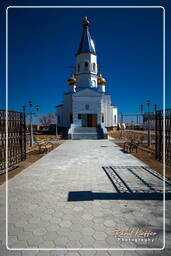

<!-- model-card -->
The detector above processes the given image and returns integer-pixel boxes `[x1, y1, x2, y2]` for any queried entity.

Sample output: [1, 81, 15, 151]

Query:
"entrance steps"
[71, 127, 107, 140]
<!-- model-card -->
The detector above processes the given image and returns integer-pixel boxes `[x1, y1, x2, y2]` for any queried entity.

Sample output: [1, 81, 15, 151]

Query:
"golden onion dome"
[97, 74, 106, 85]
[68, 75, 76, 86]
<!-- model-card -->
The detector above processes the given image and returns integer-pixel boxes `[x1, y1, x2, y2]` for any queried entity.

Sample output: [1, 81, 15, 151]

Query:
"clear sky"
[0, 0, 171, 122]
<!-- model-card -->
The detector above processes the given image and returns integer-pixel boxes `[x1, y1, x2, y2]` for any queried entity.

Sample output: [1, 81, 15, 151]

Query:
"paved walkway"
[0, 140, 171, 256]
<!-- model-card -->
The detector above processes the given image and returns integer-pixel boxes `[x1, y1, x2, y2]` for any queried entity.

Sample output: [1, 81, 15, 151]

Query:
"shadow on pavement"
[67, 166, 171, 201]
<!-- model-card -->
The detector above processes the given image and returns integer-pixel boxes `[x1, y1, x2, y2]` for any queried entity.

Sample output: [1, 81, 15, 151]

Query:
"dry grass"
[109, 129, 155, 142]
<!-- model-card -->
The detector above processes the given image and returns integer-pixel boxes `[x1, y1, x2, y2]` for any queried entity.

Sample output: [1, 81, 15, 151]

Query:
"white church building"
[57, 17, 118, 139]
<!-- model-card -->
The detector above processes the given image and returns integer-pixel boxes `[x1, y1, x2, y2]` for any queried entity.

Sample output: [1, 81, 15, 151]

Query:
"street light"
[55, 106, 58, 138]
[35, 105, 40, 112]
[146, 100, 151, 147]
[139, 105, 144, 126]
[139, 104, 144, 115]
[22, 105, 26, 113]
[28, 101, 40, 147]
[153, 104, 157, 113]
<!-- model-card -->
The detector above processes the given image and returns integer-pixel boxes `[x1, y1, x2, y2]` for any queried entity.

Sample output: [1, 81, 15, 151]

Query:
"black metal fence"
[0, 110, 26, 174]
[155, 109, 171, 166]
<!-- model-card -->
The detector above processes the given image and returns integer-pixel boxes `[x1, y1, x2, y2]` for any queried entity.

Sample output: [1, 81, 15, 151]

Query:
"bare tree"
[39, 113, 56, 126]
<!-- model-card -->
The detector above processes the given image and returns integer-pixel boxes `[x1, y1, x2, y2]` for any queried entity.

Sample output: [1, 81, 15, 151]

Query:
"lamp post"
[22, 105, 26, 114]
[55, 106, 58, 138]
[28, 101, 40, 147]
[139, 104, 144, 115]
[154, 104, 157, 113]
[146, 100, 151, 147]
[139, 104, 144, 126]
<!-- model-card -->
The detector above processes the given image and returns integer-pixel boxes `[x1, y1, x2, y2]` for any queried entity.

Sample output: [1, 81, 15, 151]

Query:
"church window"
[85, 104, 89, 110]
[78, 114, 81, 119]
[78, 64, 80, 72]
[114, 115, 116, 124]
[102, 112, 104, 123]
[84, 62, 89, 71]
[92, 63, 96, 72]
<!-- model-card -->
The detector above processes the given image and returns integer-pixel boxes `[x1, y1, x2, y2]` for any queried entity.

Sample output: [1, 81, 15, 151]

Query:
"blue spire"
[76, 17, 96, 55]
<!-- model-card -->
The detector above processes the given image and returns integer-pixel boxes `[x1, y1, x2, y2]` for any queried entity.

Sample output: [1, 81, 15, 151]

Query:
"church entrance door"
[81, 114, 97, 127]
[87, 114, 97, 127]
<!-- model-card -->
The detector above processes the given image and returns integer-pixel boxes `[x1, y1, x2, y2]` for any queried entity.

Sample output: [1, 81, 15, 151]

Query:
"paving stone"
[68, 231, 82, 241]
[66, 240, 82, 248]
[33, 228, 47, 236]
[92, 224, 106, 231]
[108, 251, 124, 256]
[104, 220, 115, 227]
[21, 251, 38, 256]
[79, 251, 96, 256]
[64, 252, 80, 256]
[81, 227, 95, 236]
[69, 224, 83, 232]
[0, 140, 169, 250]
[95, 252, 110, 256]
[38, 240, 55, 248]
[17, 231, 33, 240]
[8, 240, 28, 248]
[79, 236, 96, 247]
[42, 231, 59, 241]
[60, 221, 72, 228]
[93, 232, 107, 240]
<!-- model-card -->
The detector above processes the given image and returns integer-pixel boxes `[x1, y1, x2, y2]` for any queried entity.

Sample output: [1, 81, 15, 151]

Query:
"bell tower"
[75, 17, 98, 89]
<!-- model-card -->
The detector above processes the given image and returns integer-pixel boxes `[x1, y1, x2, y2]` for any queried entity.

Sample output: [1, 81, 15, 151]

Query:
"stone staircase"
[70, 126, 107, 140]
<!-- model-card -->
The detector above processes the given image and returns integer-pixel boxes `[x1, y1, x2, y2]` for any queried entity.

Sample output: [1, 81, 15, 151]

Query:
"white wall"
[62, 93, 72, 127]
[76, 53, 98, 88]
[72, 94, 101, 125]
[113, 107, 118, 126]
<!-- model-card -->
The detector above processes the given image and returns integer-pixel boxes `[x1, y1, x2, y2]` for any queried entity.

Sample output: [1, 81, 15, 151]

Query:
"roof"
[76, 17, 96, 55]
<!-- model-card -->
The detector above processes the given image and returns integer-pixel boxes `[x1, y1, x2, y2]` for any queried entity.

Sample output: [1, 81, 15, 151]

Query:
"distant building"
[143, 113, 155, 130]
[57, 17, 118, 139]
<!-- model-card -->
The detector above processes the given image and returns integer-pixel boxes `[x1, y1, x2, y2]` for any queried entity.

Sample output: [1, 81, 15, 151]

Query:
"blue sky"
[0, 0, 170, 121]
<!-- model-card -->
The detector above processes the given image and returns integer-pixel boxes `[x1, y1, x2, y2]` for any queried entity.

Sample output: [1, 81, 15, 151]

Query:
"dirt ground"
[109, 129, 155, 142]
[108, 130, 171, 180]
[117, 143, 171, 179]
[0, 142, 61, 185]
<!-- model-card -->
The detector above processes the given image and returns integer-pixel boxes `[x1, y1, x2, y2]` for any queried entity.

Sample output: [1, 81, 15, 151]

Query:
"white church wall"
[113, 107, 117, 126]
[102, 94, 112, 127]
[73, 95, 101, 125]
[63, 93, 72, 127]
[76, 53, 98, 88]
[57, 105, 64, 127]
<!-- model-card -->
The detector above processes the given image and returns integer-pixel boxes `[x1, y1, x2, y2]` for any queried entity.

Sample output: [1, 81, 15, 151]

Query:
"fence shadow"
[67, 166, 171, 202]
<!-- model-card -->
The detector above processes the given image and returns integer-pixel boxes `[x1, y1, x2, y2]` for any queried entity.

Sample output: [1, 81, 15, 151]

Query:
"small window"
[102, 112, 104, 123]
[78, 114, 81, 119]
[85, 62, 89, 71]
[114, 115, 116, 124]
[85, 104, 89, 110]
[92, 63, 96, 72]
[78, 64, 80, 72]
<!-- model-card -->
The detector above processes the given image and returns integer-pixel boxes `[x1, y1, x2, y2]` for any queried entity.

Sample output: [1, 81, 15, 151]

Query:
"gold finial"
[97, 74, 106, 85]
[68, 75, 76, 86]
[83, 16, 90, 26]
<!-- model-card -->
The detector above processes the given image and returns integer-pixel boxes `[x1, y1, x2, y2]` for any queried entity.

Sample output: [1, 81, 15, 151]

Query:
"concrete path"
[0, 140, 171, 256]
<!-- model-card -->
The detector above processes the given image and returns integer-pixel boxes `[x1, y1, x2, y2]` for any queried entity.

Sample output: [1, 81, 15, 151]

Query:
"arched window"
[92, 63, 96, 72]
[84, 62, 89, 71]
[77, 64, 80, 72]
